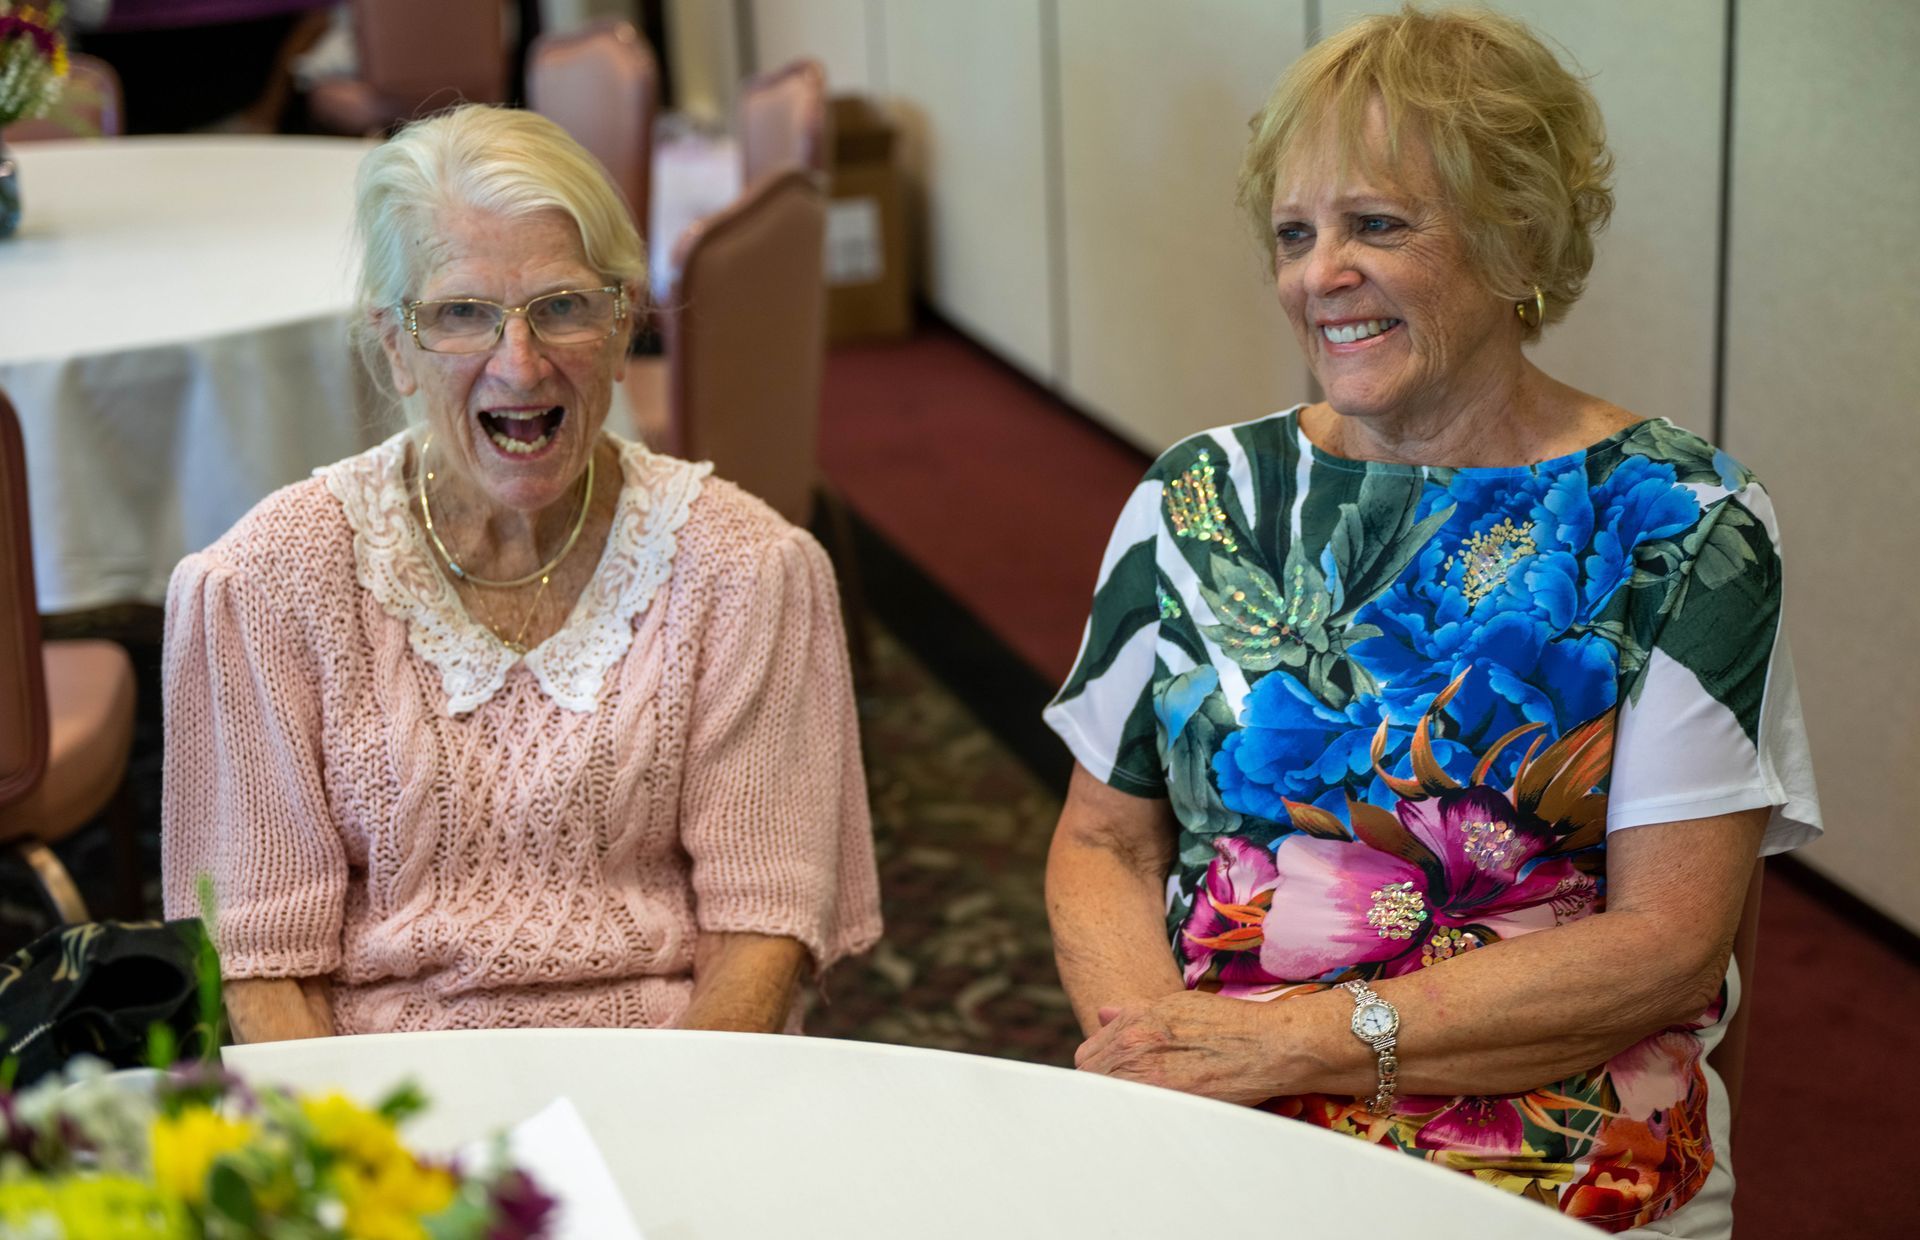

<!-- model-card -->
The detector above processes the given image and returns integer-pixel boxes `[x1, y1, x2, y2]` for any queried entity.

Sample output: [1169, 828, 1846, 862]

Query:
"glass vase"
[0, 140, 19, 240]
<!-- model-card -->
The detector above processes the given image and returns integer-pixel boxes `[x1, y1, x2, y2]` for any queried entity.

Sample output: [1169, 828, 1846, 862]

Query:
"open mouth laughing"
[479, 406, 566, 455]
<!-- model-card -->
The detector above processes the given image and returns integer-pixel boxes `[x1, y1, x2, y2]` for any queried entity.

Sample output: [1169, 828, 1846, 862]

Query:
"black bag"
[0, 918, 217, 1088]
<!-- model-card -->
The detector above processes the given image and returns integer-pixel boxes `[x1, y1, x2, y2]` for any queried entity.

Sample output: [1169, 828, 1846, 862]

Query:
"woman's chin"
[461, 423, 591, 511]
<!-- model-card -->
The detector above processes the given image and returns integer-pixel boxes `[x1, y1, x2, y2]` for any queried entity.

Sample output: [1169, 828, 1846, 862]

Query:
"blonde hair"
[1237, 5, 1613, 336]
[350, 104, 645, 402]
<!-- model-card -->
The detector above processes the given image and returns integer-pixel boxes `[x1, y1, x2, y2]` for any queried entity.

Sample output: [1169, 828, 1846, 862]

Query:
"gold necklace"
[463, 571, 553, 655]
[416, 434, 595, 589]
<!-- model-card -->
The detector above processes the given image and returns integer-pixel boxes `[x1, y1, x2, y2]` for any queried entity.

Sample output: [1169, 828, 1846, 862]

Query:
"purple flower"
[1255, 786, 1596, 982]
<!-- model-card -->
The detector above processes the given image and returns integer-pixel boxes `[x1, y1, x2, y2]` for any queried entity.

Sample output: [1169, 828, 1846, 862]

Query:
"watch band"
[1340, 980, 1400, 1115]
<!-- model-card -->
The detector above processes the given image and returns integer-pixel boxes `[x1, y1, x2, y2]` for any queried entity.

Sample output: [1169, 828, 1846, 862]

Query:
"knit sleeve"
[160, 552, 347, 979]
[679, 529, 882, 970]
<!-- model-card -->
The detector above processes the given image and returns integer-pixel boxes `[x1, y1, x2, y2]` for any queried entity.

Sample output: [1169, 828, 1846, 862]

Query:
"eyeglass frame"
[398, 285, 631, 354]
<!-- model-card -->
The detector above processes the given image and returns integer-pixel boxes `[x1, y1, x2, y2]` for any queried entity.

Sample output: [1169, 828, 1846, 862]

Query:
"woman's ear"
[376, 308, 420, 397]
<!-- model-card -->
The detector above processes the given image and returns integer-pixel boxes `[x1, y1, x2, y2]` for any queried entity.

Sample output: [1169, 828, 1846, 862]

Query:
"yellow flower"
[148, 1107, 256, 1207]
[300, 1093, 454, 1238]
[0, 1173, 194, 1237]
[301, 1092, 407, 1166]
[335, 1154, 458, 1240]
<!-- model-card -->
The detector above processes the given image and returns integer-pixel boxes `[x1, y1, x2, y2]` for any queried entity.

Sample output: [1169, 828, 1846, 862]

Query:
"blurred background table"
[0, 135, 381, 612]
[227, 1029, 1592, 1240]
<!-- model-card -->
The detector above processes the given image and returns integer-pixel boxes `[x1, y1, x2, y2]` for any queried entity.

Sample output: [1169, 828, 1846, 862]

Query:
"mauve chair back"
[665, 170, 826, 527]
[354, 0, 508, 111]
[527, 18, 658, 247]
[0, 388, 48, 814]
[3, 54, 123, 142]
[737, 58, 829, 190]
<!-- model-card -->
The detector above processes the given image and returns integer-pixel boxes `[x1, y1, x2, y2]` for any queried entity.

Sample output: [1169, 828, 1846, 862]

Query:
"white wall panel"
[1055, 0, 1304, 452]
[881, 0, 1057, 380]
[746, 0, 878, 91]
[1321, 1, 1724, 430]
[1724, 0, 1920, 931]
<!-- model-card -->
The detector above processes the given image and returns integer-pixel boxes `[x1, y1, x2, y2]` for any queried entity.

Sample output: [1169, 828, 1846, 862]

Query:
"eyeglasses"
[400, 286, 628, 354]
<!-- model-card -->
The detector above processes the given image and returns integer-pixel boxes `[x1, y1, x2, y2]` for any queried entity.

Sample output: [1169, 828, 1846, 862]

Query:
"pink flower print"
[1411, 1096, 1530, 1156]
[1606, 1029, 1703, 1121]
[1257, 787, 1598, 982]
[1180, 838, 1279, 987]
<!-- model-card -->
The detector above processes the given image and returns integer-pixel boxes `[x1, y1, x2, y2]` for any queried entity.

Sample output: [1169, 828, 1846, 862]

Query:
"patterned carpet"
[803, 625, 1077, 1062]
[1, 616, 1083, 1067]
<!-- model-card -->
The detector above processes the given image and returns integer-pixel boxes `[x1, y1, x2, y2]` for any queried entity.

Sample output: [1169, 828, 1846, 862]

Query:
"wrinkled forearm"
[1257, 905, 1736, 1101]
[678, 931, 809, 1032]
[1267, 815, 1766, 1100]
[1047, 793, 1184, 1035]
[225, 976, 334, 1043]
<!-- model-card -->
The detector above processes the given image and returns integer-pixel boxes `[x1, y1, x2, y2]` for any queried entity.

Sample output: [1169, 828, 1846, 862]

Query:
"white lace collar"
[320, 431, 711, 716]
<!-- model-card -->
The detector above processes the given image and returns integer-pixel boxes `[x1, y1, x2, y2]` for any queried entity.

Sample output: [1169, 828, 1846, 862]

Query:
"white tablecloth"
[226, 1030, 1593, 1239]
[0, 136, 383, 611]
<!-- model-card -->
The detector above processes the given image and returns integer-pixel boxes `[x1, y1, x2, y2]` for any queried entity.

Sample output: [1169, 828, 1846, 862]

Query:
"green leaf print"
[1056, 538, 1158, 704]
[1659, 500, 1781, 743]
[1326, 473, 1456, 624]
[1687, 502, 1761, 591]
[1197, 548, 1332, 672]
[1160, 676, 1244, 839]
[1618, 419, 1754, 490]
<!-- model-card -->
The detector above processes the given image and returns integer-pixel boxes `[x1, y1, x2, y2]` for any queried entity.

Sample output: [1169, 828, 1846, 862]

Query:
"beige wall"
[878, 1, 1057, 380]
[1055, 0, 1302, 446]
[748, 0, 877, 92]
[1722, 0, 1920, 931]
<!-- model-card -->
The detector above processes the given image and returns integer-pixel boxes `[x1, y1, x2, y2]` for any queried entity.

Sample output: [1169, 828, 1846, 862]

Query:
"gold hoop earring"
[1517, 285, 1545, 328]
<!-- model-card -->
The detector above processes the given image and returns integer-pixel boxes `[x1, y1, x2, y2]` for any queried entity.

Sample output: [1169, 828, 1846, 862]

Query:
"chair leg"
[13, 840, 90, 925]
[816, 485, 874, 688]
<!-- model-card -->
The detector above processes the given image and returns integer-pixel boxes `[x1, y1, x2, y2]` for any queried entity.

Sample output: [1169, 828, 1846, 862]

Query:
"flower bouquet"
[0, 3, 65, 127]
[1, 2, 70, 237]
[0, 1058, 557, 1239]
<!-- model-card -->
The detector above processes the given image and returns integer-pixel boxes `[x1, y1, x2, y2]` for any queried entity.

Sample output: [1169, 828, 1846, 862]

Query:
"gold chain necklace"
[462, 571, 553, 655]
[416, 434, 595, 589]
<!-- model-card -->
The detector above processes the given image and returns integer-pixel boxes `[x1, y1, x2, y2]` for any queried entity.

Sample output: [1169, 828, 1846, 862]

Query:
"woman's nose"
[1303, 236, 1363, 297]
[487, 314, 549, 385]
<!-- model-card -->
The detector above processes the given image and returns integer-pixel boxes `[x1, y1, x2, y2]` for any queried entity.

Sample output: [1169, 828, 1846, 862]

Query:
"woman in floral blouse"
[1044, 10, 1818, 1237]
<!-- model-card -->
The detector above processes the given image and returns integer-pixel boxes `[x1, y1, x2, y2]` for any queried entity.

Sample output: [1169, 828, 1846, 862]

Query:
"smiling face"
[380, 206, 630, 514]
[1271, 101, 1522, 432]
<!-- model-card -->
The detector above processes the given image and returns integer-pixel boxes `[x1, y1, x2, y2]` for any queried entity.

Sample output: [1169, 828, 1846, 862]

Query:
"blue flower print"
[1214, 669, 1472, 825]
[1347, 452, 1700, 776]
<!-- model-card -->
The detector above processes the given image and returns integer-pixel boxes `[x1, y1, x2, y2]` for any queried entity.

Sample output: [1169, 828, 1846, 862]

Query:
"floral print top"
[1044, 409, 1821, 1233]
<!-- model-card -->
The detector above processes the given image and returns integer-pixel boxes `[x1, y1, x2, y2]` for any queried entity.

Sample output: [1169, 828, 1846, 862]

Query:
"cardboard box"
[825, 96, 912, 343]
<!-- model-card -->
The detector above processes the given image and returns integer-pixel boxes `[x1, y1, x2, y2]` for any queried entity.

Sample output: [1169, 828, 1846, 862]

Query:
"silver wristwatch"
[1340, 980, 1400, 1115]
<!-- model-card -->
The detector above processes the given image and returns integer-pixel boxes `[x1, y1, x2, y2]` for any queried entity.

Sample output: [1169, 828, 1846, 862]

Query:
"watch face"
[1353, 1001, 1397, 1039]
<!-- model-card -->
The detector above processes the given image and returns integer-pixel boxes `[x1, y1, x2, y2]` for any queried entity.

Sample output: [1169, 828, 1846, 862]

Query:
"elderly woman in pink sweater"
[161, 105, 881, 1041]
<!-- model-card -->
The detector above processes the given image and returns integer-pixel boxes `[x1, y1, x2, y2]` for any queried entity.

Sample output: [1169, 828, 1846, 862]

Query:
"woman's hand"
[1074, 990, 1314, 1106]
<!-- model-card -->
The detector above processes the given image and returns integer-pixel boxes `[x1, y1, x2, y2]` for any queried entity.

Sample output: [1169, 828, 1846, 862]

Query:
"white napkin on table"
[468, 1096, 645, 1240]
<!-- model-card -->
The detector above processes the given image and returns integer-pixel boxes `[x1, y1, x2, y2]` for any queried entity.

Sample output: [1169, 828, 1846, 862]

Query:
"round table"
[226, 1030, 1593, 1239]
[0, 135, 382, 611]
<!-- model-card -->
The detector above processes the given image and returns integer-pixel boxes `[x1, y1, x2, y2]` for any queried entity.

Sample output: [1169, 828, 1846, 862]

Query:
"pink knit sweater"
[161, 433, 882, 1034]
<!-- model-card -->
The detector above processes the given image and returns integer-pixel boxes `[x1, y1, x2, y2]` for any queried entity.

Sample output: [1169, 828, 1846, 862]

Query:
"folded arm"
[1057, 760, 1766, 1104]
[1047, 765, 1186, 1033]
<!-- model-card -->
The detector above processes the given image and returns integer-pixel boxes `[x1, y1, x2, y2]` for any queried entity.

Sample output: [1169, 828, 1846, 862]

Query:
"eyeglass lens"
[413, 289, 620, 352]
